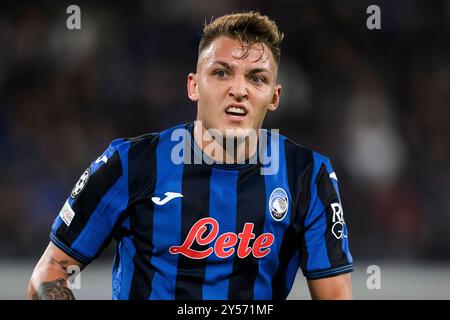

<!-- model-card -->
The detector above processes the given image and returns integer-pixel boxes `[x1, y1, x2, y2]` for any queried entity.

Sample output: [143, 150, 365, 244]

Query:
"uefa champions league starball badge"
[269, 188, 289, 221]
[70, 168, 91, 199]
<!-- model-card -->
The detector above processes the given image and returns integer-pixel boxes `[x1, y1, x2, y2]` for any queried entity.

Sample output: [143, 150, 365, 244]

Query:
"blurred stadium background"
[1, 0, 449, 299]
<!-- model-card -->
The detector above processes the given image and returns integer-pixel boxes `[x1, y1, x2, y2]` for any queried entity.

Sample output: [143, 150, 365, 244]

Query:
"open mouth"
[225, 106, 248, 117]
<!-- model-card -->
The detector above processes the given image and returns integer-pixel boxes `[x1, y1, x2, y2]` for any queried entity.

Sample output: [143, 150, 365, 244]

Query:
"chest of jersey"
[132, 161, 293, 263]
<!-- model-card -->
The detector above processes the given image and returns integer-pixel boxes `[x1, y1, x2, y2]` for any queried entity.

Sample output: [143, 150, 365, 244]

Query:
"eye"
[214, 70, 229, 79]
[250, 75, 265, 84]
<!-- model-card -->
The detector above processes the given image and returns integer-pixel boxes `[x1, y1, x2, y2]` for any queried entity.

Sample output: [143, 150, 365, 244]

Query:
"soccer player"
[28, 11, 353, 300]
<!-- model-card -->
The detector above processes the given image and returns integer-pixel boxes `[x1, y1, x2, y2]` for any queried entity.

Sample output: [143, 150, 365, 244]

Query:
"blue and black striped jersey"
[50, 122, 353, 300]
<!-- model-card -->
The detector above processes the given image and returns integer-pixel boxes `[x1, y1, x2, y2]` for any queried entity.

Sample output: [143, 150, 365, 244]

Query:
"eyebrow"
[212, 61, 271, 75]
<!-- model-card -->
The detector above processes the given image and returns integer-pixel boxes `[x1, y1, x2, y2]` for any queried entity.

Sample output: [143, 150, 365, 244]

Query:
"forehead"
[199, 36, 276, 72]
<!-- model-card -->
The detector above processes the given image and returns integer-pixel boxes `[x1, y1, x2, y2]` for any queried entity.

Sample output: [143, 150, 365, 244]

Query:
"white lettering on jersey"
[331, 202, 347, 239]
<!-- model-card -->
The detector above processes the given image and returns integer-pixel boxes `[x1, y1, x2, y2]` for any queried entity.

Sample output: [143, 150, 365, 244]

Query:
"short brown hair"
[199, 11, 284, 65]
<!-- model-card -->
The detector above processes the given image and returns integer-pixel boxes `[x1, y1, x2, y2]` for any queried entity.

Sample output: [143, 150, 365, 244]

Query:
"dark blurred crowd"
[0, 0, 449, 262]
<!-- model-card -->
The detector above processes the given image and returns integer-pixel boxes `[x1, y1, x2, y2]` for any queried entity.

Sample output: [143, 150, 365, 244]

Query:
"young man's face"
[188, 36, 282, 137]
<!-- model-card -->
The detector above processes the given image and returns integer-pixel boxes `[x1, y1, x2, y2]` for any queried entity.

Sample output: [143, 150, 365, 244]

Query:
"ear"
[268, 84, 282, 112]
[187, 73, 199, 102]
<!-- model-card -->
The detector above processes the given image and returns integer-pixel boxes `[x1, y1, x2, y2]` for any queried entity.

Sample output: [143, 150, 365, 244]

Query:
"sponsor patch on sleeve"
[59, 200, 76, 227]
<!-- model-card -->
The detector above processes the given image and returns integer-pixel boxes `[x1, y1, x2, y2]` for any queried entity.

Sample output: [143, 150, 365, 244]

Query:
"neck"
[193, 121, 258, 164]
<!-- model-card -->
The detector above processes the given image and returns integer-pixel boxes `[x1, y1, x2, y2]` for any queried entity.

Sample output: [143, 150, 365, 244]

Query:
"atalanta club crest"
[269, 188, 288, 221]
[70, 168, 90, 199]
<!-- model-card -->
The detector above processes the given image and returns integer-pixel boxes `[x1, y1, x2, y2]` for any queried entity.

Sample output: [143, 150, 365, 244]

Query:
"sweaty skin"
[188, 36, 282, 164]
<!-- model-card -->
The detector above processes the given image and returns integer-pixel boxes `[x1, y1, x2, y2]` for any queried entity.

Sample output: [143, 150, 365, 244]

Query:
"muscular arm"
[307, 273, 352, 300]
[28, 242, 84, 300]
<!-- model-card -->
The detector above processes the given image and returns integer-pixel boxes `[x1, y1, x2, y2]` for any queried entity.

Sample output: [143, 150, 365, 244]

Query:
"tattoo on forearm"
[32, 278, 75, 300]
[48, 257, 70, 271]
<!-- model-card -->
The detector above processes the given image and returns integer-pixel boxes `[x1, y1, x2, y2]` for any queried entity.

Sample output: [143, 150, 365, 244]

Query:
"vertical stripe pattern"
[303, 153, 331, 272]
[149, 126, 185, 299]
[315, 162, 352, 268]
[227, 165, 266, 300]
[113, 216, 136, 299]
[254, 132, 290, 299]
[174, 161, 212, 299]
[272, 141, 314, 299]
[203, 168, 238, 299]
[126, 134, 159, 299]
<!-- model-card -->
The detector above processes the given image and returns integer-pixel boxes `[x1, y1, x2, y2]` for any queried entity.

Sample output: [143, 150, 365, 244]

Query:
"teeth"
[227, 107, 246, 115]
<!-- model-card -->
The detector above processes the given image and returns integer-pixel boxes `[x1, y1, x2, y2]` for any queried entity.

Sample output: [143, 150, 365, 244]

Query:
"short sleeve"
[299, 153, 353, 280]
[50, 139, 131, 264]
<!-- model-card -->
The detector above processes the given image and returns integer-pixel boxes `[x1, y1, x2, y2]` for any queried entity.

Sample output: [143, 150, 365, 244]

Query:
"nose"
[229, 76, 248, 102]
